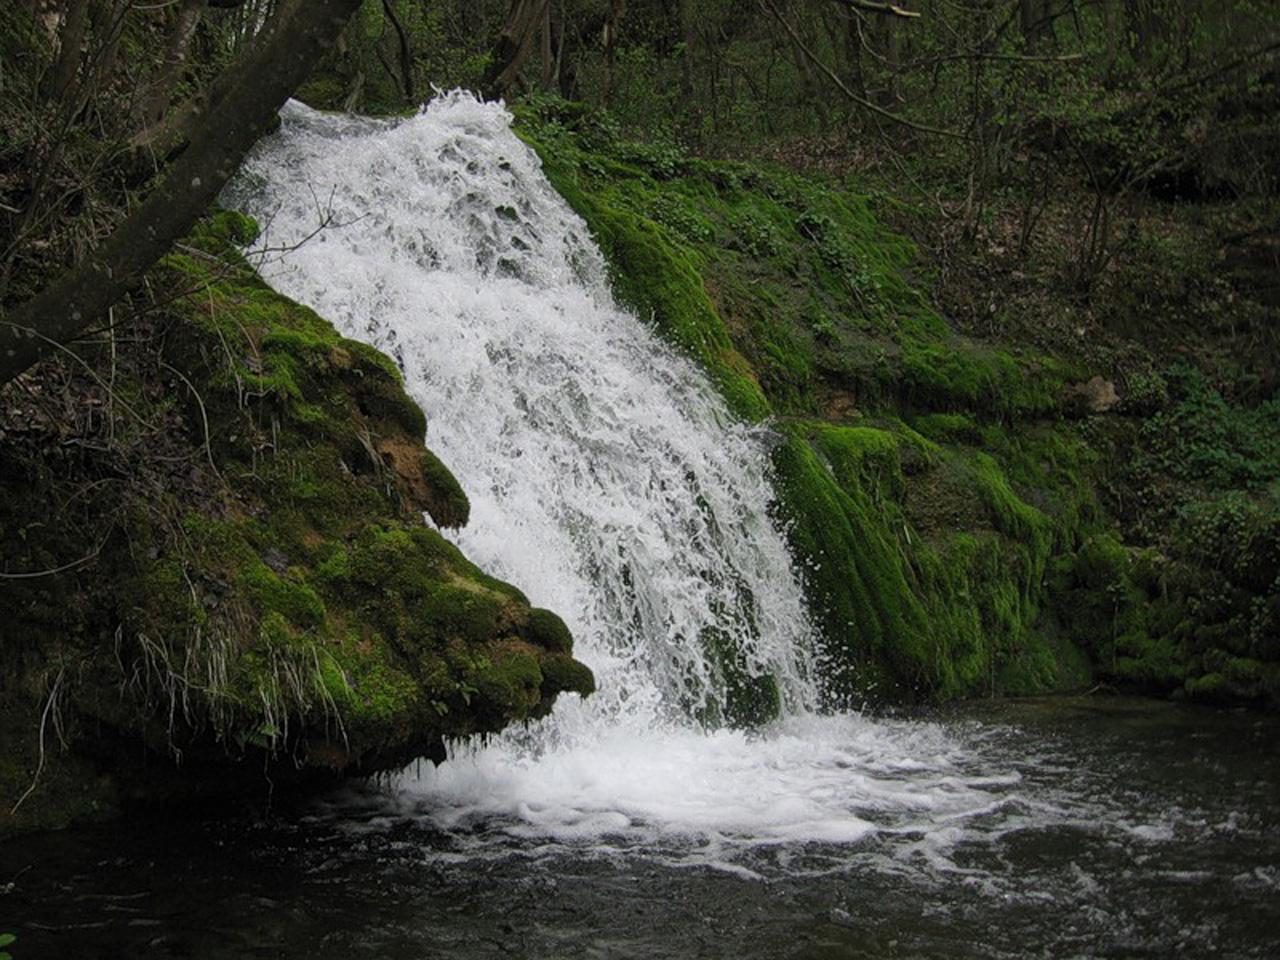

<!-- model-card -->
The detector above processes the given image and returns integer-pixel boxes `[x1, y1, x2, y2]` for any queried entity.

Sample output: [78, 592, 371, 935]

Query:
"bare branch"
[759, 0, 968, 141]
[830, 0, 920, 19]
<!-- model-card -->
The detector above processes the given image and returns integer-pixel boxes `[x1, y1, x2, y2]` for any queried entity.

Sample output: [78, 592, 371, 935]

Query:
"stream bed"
[4, 696, 1278, 959]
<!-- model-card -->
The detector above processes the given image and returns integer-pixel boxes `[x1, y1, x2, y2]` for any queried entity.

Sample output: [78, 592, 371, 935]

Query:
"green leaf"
[0, 933, 16, 947]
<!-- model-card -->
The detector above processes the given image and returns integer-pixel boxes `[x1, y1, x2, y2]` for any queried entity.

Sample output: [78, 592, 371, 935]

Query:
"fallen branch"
[0, 540, 105, 580]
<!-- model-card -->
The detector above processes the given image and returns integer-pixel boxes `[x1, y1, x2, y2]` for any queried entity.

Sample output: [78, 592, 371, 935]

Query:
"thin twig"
[161, 360, 224, 484]
[0, 319, 152, 427]
[0, 535, 107, 579]
[10, 667, 66, 815]
[760, 0, 968, 141]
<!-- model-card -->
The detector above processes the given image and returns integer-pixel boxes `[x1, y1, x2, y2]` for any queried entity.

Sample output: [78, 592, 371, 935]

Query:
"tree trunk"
[1103, 0, 1118, 77]
[1124, 0, 1160, 61]
[45, 0, 92, 103]
[134, 0, 208, 128]
[677, 0, 701, 139]
[843, 9, 866, 104]
[381, 0, 416, 103]
[872, 11, 901, 109]
[539, 0, 553, 89]
[788, 5, 831, 127]
[482, 0, 550, 100]
[1020, 0, 1057, 50]
[0, 0, 366, 388]
[601, 0, 626, 106]
[89, 0, 130, 86]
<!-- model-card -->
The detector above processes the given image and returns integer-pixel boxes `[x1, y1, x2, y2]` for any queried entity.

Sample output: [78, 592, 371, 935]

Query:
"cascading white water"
[227, 94, 1032, 866]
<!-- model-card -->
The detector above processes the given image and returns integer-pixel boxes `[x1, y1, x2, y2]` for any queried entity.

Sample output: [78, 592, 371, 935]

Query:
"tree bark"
[45, 0, 92, 103]
[1124, 0, 1158, 61]
[873, 10, 902, 109]
[134, 0, 209, 128]
[601, 0, 626, 106]
[539, 0, 554, 89]
[1019, 0, 1057, 50]
[1103, 0, 1118, 77]
[381, 0, 416, 103]
[0, 0, 365, 388]
[482, 0, 550, 100]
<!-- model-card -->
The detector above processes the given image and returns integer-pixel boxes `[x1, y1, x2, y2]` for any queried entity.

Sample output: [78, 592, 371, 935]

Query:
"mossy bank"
[512, 98, 1279, 710]
[0, 213, 593, 837]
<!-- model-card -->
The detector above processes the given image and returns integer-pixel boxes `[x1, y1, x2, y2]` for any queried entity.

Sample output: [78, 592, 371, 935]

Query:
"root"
[10, 666, 66, 815]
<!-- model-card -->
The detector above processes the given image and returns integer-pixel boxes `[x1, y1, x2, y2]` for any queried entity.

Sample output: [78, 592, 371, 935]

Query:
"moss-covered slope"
[0, 213, 592, 836]
[515, 100, 1280, 710]
[513, 100, 1201, 706]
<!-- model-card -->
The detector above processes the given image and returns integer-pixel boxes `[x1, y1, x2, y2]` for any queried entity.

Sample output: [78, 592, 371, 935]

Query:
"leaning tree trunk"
[0, 0, 365, 388]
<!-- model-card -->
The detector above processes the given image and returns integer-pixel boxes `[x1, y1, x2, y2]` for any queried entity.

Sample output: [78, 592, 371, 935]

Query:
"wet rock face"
[0, 213, 592, 837]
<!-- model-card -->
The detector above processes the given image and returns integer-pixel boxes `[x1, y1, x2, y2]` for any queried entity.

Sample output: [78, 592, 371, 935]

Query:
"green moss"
[1072, 534, 1130, 590]
[1184, 671, 1229, 701]
[122, 553, 207, 637]
[469, 649, 544, 720]
[537, 159, 770, 421]
[771, 427, 931, 702]
[201, 208, 261, 246]
[770, 415, 1085, 704]
[520, 107, 1072, 424]
[970, 452, 1054, 553]
[808, 424, 912, 501]
[420, 583, 510, 644]
[420, 448, 470, 528]
[1113, 630, 1185, 691]
[540, 653, 597, 697]
[240, 558, 326, 629]
[1049, 534, 1186, 695]
[911, 412, 982, 445]
[524, 607, 574, 653]
[697, 624, 785, 727]
[329, 638, 422, 726]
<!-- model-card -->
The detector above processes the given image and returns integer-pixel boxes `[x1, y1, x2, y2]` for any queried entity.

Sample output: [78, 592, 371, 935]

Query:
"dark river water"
[3, 696, 1278, 959]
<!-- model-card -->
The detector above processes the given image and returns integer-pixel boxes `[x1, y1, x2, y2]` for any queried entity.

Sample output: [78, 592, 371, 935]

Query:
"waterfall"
[227, 94, 1017, 862]
[230, 94, 814, 724]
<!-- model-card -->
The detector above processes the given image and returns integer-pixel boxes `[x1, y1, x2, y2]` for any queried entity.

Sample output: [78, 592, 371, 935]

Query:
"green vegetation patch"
[515, 98, 1072, 424]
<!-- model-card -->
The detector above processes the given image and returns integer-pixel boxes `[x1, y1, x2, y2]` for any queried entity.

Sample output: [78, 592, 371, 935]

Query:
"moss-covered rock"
[774, 420, 1091, 704]
[0, 212, 592, 836]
